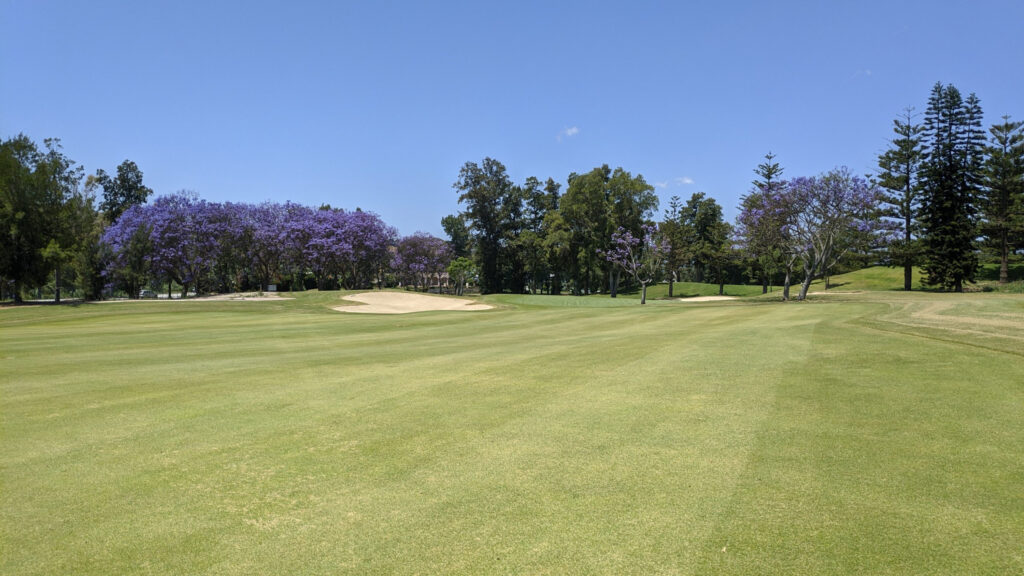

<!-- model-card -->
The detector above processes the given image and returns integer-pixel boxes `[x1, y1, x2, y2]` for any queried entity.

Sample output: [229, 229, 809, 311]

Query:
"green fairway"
[2, 290, 1023, 575]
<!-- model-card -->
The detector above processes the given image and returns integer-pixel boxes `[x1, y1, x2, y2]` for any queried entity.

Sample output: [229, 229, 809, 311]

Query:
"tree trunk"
[1000, 230, 1009, 284]
[782, 269, 791, 301]
[609, 269, 618, 298]
[13, 279, 22, 303]
[668, 273, 674, 298]
[54, 268, 61, 304]
[762, 274, 768, 294]
[905, 213, 913, 291]
[798, 274, 813, 300]
[641, 282, 647, 305]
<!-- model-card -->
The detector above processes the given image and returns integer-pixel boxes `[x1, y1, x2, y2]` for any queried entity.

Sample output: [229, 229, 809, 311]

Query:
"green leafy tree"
[919, 82, 985, 291]
[454, 158, 512, 294]
[446, 256, 476, 296]
[876, 109, 926, 290]
[560, 166, 612, 295]
[606, 167, 658, 296]
[980, 116, 1024, 284]
[440, 213, 471, 258]
[500, 181, 527, 293]
[0, 135, 86, 302]
[542, 209, 572, 295]
[95, 160, 153, 223]
[679, 192, 727, 285]
[559, 165, 657, 297]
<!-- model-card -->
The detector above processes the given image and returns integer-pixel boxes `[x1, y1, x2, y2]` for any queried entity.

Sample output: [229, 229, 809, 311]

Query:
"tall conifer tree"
[876, 109, 925, 290]
[980, 116, 1024, 283]
[919, 82, 984, 292]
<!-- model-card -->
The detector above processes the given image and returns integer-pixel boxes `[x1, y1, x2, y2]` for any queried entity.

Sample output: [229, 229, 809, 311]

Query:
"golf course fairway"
[2, 289, 1022, 575]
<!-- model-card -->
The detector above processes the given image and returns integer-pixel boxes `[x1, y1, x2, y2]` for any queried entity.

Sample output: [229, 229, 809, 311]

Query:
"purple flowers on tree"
[100, 193, 397, 297]
[600, 223, 669, 304]
[786, 168, 886, 300]
[737, 167, 884, 301]
[392, 233, 452, 291]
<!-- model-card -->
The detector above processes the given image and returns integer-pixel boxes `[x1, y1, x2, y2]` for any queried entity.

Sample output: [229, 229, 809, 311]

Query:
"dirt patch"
[675, 296, 738, 302]
[335, 292, 492, 314]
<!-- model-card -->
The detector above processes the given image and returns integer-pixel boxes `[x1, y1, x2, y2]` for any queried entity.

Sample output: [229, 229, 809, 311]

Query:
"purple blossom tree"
[208, 202, 252, 293]
[393, 233, 452, 291]
[342, 211, 397, 289]
[147, 192, 221, 297]
[786, 168, 885, 300]
[601, 223, 669, 304]
[279, 202, 315, 291]
[100, 193, 403, 296]
[240, 202, 289, 292]
[736, 188, 801, 300]
[100, 203, 153, 298]
[300, 207, 358, 290]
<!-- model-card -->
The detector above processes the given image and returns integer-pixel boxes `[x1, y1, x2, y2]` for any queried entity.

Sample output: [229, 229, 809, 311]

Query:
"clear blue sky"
[2, 1, 1022, 236]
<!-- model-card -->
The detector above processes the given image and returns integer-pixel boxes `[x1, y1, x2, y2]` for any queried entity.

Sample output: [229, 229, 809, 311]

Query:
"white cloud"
[676, 176, 695, 185]
[654, 181, 669, 188]
[557, 126, 580, 141]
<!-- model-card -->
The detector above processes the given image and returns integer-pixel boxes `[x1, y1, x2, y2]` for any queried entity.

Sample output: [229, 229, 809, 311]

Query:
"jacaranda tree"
[786, 168, 885, 300]
[601, 223, 668, 305]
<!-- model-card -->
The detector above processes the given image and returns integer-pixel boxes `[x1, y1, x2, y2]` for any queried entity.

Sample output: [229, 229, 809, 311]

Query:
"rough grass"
[2, 289, 1023, 575]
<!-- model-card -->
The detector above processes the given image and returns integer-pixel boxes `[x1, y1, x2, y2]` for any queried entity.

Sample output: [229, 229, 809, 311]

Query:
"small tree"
[601, 224, 668, 304]
[447, 257, 476, 296]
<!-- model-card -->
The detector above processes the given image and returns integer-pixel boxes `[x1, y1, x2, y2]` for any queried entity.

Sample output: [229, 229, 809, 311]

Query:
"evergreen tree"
[876, 109, 925, 290]
[980, 116, 1024, 283]
[659, 195, 686, 297]
[919, 82, 984, 292]
[738, 153, 787, 293]
[680, 192, 729, 286]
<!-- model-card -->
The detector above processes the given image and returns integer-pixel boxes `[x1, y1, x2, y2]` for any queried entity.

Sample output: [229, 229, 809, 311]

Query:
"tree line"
[450, 81, 1022, 299]
[876, 82, 1023, 291]
[3, 81, 1021, 303]
[0, 135, 444, 301]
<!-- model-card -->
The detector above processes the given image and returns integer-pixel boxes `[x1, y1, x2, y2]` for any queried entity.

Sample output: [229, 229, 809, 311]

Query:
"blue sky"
[2, 1, 1022, 236]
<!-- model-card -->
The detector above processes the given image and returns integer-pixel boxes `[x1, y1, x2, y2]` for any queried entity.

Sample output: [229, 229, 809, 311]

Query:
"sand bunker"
[193, 292, 293, 301]
[676, 295, 738, 302]
[335, 292, 493, 314]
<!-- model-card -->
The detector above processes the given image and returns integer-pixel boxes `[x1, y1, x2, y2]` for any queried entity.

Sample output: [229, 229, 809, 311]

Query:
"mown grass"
[2, 289, 1023, 574]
